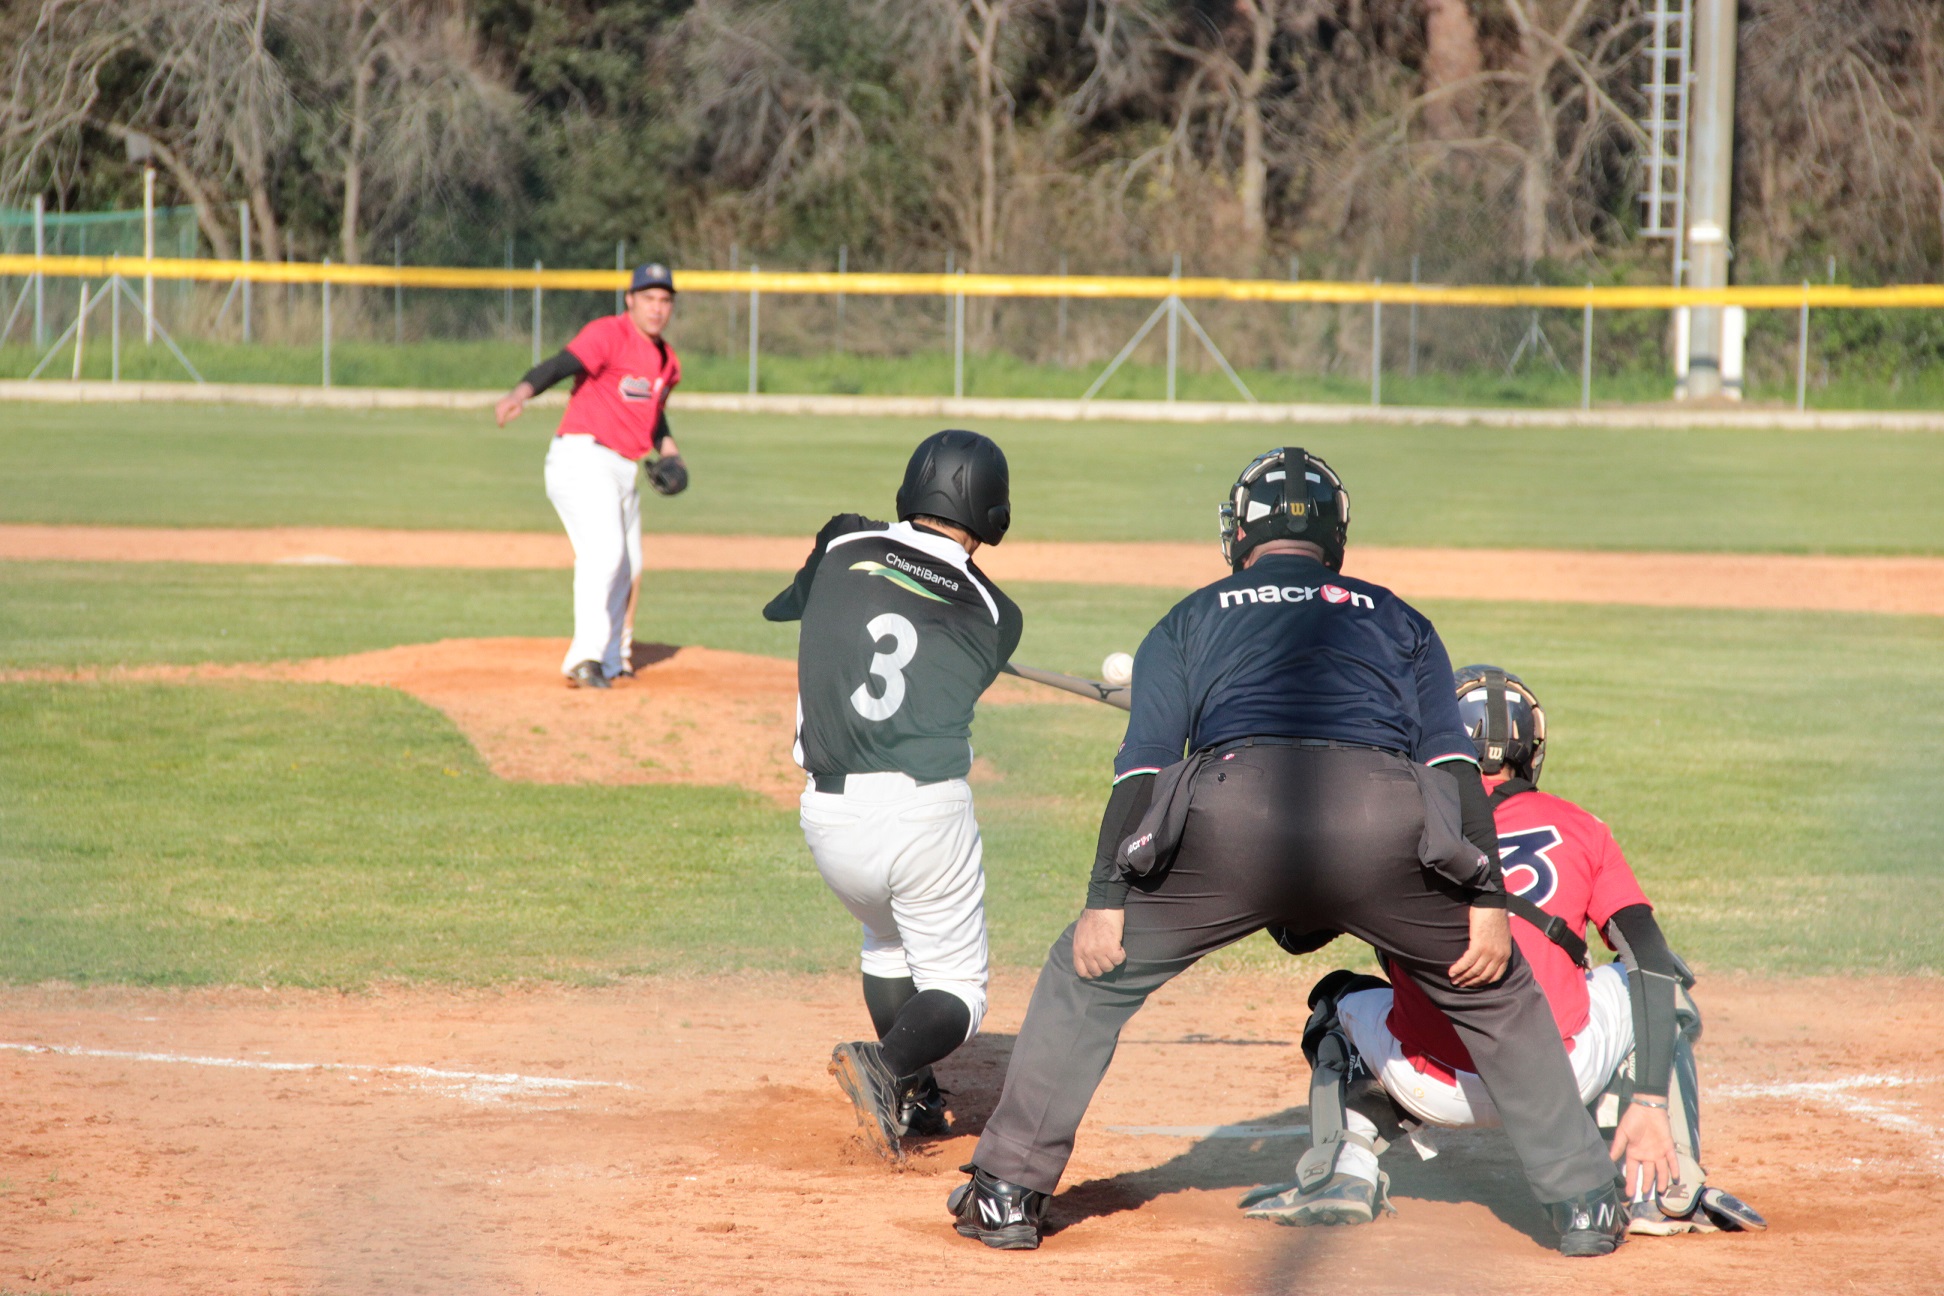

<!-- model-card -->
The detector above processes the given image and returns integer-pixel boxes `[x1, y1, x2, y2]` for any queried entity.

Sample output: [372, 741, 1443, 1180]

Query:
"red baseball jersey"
[1384, 786, 1651, 1078]
[556, 314, 681, 460]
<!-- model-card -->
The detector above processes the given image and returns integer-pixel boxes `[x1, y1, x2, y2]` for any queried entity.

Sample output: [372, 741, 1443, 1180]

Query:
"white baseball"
[1101, 652, 1134, 687]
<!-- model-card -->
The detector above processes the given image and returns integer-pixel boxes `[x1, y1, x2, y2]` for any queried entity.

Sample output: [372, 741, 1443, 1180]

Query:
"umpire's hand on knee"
[1447, 904, 1512, 987]
[1074, 908, 1127, 979]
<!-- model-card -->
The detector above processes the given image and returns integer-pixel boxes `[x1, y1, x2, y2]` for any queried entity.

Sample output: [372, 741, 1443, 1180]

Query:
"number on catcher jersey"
[788, 519, 1022, 783]
[851, 613, 918, 721]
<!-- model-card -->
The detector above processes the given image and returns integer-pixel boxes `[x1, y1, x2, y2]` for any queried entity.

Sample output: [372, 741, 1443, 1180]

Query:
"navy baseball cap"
[629, 262, 676, 294]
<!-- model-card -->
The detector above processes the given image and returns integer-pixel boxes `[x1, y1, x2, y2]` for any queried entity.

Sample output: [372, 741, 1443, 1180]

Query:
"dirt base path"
[4, 524, 1941, 615]
[4, 638, 1075, 805]
[2, 972, 1938, 1295]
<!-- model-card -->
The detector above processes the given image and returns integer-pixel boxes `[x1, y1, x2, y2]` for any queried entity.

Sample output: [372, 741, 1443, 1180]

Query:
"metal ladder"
[1638, 0, 1693, 283]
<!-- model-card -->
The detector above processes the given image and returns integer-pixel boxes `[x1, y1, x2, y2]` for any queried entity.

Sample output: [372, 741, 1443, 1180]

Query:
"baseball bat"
[1002, 662, 1131, 711]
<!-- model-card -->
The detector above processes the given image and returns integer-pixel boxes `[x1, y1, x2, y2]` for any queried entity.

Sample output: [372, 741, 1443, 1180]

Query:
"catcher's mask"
[1218, 447, 1350, 573]
[896, 429, 1011, 546]
[1453, 665, 1547, 782]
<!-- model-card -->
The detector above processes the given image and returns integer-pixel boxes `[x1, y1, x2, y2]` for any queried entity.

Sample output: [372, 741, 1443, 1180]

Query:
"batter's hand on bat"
[1073, 908, 1127, 979]
[495, 382, 534, 427]
[1611, 1100, 1681, 1199]
[1448, 904, 1512, 987]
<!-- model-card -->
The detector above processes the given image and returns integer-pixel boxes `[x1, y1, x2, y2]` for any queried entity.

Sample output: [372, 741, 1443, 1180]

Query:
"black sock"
[861, 974, 917, 1039]
[876, 989, 971, 1078]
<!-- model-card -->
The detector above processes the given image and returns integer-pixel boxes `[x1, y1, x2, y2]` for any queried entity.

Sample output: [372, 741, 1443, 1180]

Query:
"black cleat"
[948, 1164, 1049, 1250]
[566, 660, 610, 689]
[829, 1041, 904, 1163]
[898, 1069, 950, 1138]
[1548, 1182, 1629, 1257]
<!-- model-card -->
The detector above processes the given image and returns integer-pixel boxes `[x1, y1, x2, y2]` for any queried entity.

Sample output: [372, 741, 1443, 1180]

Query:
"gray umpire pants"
[972, 744, 1618, 1205]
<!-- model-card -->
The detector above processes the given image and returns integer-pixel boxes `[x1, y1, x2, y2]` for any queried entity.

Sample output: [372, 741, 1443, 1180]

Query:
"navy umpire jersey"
[765, 514, 1023, 783]
[1115, 553, 1475, 779]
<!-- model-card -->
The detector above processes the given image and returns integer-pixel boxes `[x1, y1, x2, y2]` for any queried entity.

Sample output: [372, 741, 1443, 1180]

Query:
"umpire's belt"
[1210, 735, 1406, 758]
[810, 772, 944, 794]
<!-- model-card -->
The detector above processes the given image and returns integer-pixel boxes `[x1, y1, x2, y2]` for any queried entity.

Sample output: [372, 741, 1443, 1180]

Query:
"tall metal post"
[727, 242, 738, 349]
[1796, 282, 1810, 412]
[1371, 280, 1383, 406]
[944, 251, 955, 337]
[616, 241, 626, 315]
[532, 260, 543, 363]
[837, 244, 847, 351]
[111, 262, 121, 382]
[1166, 253, 1180, 402]
[1683, 0, 1738, 399]
[321, 256, 332, 388]
[394, 237, 403, 345]
[1408, 254, 1420, 379]
[953, 269, 965, 399]
[748, 262, 759, 395]
[240, 202, 252, 343]
[32, 194, 45, 347]
[142, 165, 155, 344]
[1581, 287, 1594, 410]
[1056, 253, 1068, 366]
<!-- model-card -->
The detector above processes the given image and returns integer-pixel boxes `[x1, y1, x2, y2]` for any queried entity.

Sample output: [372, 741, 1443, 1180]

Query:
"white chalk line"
[0, 1040, 634, 1105]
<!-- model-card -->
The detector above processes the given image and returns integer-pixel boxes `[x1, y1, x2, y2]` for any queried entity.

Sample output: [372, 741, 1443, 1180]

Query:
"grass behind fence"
[11, 331, 1944, 409]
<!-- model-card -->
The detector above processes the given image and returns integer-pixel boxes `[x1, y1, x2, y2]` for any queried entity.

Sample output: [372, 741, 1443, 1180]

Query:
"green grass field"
[9, 335, 1944, 411]
[2, 404, 1940, 986]
[4, 403, 1941, 553]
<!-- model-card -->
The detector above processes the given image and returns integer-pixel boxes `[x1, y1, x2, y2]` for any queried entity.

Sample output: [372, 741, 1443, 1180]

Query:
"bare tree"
[310, 0, 519, 265]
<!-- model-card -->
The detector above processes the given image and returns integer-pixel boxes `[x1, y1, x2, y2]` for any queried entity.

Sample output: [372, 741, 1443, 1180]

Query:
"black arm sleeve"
[1605, 903, 1682, 1098]
[520, 349, 586, 397]
[1450, 761, 1507, 908]
[653, 410, 672, 451]
[761, 513, 878, 623]
[1086, 773, 1154, 910]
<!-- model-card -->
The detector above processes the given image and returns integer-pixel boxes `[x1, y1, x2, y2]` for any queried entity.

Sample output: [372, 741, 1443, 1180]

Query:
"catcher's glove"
[647, 454, 689, 496]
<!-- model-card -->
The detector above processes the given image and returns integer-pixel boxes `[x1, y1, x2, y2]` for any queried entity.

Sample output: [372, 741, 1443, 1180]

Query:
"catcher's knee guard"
[1295, 971, 1405, 1195]
[1594, 984, 1706, 1217]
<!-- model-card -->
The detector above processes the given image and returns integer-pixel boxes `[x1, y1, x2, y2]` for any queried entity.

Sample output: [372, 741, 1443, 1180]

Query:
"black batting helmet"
[896, 429, 1011, 546]
[1453, 665, 1547, 782]
[1218, 447, 1350, 573]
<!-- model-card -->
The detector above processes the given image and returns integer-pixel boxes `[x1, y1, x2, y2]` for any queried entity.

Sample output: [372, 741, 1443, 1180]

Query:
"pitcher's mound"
[26, 638, 1077, 804]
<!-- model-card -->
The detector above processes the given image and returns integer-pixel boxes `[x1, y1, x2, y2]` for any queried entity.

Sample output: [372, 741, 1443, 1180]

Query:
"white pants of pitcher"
[1339, 962, 1636, 1130]
[798, 772, 990, 1036]
[544, 434, 639, 677]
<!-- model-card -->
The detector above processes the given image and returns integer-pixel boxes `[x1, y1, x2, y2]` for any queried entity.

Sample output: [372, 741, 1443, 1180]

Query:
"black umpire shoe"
[949, 1164, 1050, 1250]
[565, 660, 609, 690]
[829, 1041, 904, 1164]
[1547, 1182, 1628, 1257]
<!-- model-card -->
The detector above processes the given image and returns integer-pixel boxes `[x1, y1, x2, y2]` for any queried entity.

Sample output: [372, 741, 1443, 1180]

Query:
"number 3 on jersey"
[850, 613, 918, 721]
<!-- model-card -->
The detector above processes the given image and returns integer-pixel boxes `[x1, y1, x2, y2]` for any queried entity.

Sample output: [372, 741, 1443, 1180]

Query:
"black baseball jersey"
[1115, 552, 1475, 778]
[764, 515, 1023, 783]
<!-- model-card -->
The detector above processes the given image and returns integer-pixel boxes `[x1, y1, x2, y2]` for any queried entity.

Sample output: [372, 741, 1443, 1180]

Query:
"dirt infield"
[2, 972, 1938, 1295]
[5, 523, 1942, 615]
[3, 638, 1076, 805]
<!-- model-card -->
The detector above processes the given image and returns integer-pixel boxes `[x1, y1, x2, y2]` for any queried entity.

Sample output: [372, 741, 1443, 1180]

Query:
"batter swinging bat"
[1002, 662, 1131, 711]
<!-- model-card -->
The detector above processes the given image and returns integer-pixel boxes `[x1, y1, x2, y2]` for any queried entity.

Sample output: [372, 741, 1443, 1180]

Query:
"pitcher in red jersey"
[495, 263, 685, 688]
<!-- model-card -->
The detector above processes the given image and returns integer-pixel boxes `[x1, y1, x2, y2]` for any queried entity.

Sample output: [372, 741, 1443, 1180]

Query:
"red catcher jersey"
[556, 314, 681, 460]
[1384, 787, 1651, 1077]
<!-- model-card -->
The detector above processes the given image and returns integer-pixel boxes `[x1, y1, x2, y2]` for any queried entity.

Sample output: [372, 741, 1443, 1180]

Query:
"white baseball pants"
[544, 434, 640, 678]
[798, 772, 990, 1036]
[1339, 962, 1635, 1129]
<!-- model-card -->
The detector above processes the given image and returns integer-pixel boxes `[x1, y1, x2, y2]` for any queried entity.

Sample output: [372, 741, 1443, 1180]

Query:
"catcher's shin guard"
[1290, 972, 1403, 1195]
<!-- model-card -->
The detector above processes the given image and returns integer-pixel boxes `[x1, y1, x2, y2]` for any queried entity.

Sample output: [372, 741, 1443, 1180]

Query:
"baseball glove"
[647, 454, 689, 496]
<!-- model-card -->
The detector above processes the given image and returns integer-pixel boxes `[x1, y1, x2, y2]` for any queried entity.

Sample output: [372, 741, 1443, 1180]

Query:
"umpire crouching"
[948, 448, 1626, 1256]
